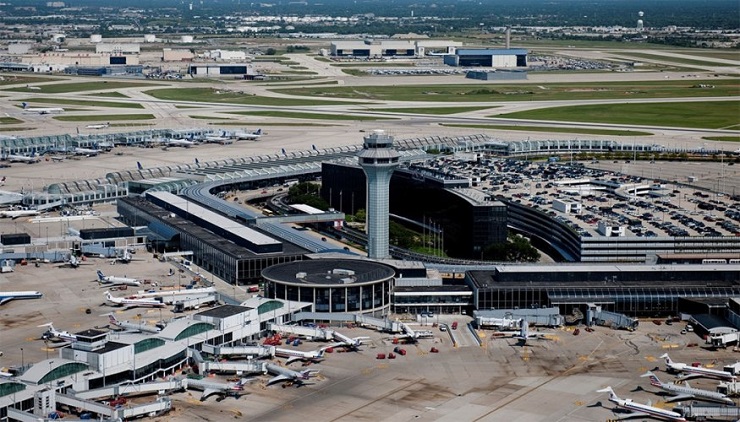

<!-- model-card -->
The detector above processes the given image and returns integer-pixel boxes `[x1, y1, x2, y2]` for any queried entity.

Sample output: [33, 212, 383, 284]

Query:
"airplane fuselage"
[0, 291, 42, 305]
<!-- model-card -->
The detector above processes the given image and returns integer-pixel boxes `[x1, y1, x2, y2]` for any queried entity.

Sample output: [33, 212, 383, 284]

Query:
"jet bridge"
[268, 323, 334, 341]
[190, 347, 266, 375]
[202, 344, 275, 359]
[55, 392, 171, 420]
[71, 379, 183, 400]
[293, 312, 405, 333]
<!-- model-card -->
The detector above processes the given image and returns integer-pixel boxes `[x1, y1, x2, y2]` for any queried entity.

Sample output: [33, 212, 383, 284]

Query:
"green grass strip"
[702, 136, 740, 142]
[274, 79, 740, 102]
[496, 101, 740, 130]
[4, 81, 161, 93]
[441, 124, 653, 136]
[366, 106, 495, 115]
[228, 111, 395, 121]
[53, 114, 155, 122]
[145, 87, 362, 106]
[18, 98, 143, 109]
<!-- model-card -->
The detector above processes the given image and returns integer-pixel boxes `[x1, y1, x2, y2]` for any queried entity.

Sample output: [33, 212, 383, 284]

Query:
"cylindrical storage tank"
[144, 34, 156, 43]
[181, 35, 194, 43]
[90, 34, 103, 43]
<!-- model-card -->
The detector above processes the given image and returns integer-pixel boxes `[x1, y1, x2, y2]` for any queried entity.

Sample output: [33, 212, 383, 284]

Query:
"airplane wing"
[200, 388, 222, 401]
[664, 393, 694, 402]
[285, 356, 301, 365]
[613, 411, 651, 420]
[677, 373, 703, 381]
[267, 375, 290, 385]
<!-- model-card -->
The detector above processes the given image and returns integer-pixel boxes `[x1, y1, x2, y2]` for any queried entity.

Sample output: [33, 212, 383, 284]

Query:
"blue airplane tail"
[137, 161, 143, 170]
[281, 148, 286, 156]
[195, 158, 199, 165]
[97, 270, 105, 280]
[21, 102, 28, 109]
[255, 129, 262, 135]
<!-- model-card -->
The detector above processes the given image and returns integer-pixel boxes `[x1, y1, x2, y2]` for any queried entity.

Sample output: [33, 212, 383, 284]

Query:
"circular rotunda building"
[262, 259, 395, 316]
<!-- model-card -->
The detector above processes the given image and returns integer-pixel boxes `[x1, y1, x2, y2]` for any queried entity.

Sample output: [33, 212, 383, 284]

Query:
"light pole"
[20, 347, 23, 371]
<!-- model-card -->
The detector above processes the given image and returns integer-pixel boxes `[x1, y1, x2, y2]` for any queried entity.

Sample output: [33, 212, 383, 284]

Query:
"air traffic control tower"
[358, 130, 400, 259]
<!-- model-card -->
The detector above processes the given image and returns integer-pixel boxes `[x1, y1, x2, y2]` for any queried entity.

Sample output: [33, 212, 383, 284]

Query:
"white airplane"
[203, 133, 231, 144]
[110, 250, 144, 265]
[58, 254, 86, 269]
[0, 208, 40, 219]
[274, 347, 325, 365]
[264, 363, 319, 386]
[38, 322, 77, 343]
[0, 290, 42, 305]
[165, 138, 196, 148]
[85, 122, 110, 130]
[104, 291, 165, 308]
[597, 386, 686, 421]
[73, 147, 99, 157]
[514, 319, 550, 344]
[660, 353, 736, 381]
[185, 377, 251, 401]
[3, 152, 40, 164]
[21, 102, 63, 114]
[97, 270, 142, 287]
[329, 331, 369, 351]
[232, 128, 262, 141]
[107, 313, 161, 334]
[642, 371, 735, 405]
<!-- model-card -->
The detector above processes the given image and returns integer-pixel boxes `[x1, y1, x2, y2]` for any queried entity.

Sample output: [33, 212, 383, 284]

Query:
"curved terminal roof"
[262, 259, 395, 286]
[19, 359, 88, 385]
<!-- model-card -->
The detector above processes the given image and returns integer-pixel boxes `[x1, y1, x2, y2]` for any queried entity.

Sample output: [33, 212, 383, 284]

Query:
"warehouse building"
[444, 49, 528, 68]
[187, 63, 259, 79]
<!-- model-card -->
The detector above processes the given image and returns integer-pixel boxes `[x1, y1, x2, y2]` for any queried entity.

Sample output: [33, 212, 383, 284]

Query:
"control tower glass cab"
[357, 130, 400, 259]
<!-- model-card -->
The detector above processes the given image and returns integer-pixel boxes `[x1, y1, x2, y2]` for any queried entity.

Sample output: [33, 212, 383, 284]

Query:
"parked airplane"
[660, 353, 736, 381]
[274, 347, 325, 364]
[110, 250, 143, 265]
[2, 151, 40, 164]
[0, 291, 42, 305]
[203, 132, 231, 145]
[597, 386, 686, 421]
[0, 208, 40, 219]
[185, 377, 251, 401]
[330, 331, 369, 351]
[97, 270, 142, 287]
[73, 147, 99, 157]
[58, 254, 86, 269]
[264, 363, 319, 386]
[38, 322, 77, 343]
[104, 291, 165, 308]
[85, 122, 110, 130]
[642, 371, 735, 405]
[21, 102, 64, 114]
[165, 138, 196, 148]
[107, 313, 161, 334]
[514, 319, 550, 344]
[232, 128, 262, 141]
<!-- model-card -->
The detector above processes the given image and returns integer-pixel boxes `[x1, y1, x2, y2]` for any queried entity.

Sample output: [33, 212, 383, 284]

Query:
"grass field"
[18, 98, 144, 109]
[5, 81, 161, 94]
[496, 101, 740, 129]
[228, 111, 395, 121]
[441, 123, 653, 136]
[145, 87, 362, 106]
[0, 117, 22, 124]
[702, 136, 740, 142]
[365, 106, 495, 115]
[613, 52, 737, 67]
[85, 91, 129, 98]
[274, 79, 740, 102]
[53, 114, 156, 122]
[0, 76, 59, 86]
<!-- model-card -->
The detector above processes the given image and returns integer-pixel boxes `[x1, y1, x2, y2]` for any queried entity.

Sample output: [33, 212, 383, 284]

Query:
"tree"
[482, 235, 540, 262]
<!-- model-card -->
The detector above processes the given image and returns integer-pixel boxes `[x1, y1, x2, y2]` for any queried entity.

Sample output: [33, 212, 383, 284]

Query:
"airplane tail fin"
[108, 313, 119, 325]
[281, 148, 286, 156]
[195, 158, 199, 165]
[641, 371, 662, 387]
[97, 270, 105, 280]
[311, 144, 317, 151]
[137, 161, 143, 171]
[255, 129, 262, 135]
[21, 102, 28, 109]
[659, 353, 673, 366]
[596, 386, 618, 401]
